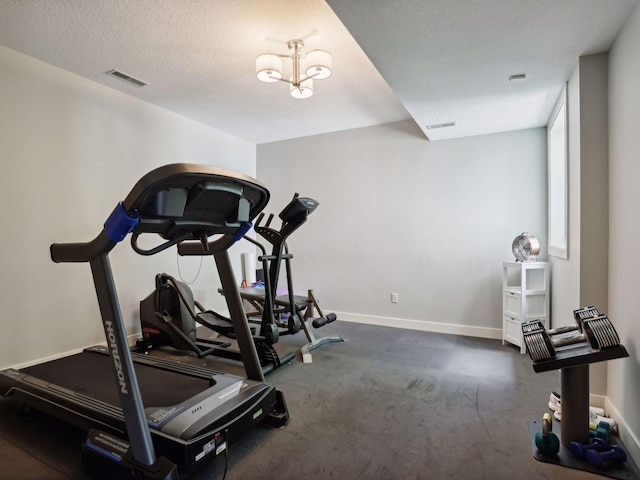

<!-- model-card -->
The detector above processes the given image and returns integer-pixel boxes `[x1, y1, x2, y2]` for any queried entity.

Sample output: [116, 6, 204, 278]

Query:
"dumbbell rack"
[525, 318, 634, 477]
[530, 344, 628, 446]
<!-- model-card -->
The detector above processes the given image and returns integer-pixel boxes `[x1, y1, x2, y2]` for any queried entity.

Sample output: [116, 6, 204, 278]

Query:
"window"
[548, 86, 568, 258]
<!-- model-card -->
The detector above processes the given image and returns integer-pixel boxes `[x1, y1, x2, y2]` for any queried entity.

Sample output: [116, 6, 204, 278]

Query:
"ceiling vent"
[425, 121, 456, 130]
[106, 69, 148, 87]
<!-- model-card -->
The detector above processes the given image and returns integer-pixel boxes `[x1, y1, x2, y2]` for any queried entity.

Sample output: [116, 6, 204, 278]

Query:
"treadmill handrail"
[51, 231, 116, 263]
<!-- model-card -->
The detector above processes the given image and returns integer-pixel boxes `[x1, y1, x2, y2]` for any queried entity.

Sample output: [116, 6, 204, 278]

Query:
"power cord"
[220, 429, 230, 480]
[221, 442, 229, 480]
[176, 251, 203, 284]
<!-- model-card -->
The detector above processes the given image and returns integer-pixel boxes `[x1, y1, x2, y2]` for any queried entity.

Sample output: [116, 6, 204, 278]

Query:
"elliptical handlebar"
[264, 213, 274, 229]
[153, 273, 203, 324]
[243, 235, 268, 256]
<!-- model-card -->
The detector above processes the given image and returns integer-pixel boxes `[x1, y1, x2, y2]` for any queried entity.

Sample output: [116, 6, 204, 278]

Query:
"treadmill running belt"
[22, 351, 211, 408]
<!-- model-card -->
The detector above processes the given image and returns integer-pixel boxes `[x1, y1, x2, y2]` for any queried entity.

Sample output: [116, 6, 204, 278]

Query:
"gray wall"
[0, 45, 257, 370]
[608, 1, 640, 464]
[257, 122, 547, 337]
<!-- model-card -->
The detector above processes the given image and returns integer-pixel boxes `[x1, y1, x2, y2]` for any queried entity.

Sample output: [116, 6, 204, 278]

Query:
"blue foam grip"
[232, 221, 252, 241]
[104, 202, 140, 242]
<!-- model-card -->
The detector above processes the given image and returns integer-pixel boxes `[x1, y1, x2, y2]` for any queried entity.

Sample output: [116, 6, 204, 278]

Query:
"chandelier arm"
[260, 53, 293, 59]
[297, 72, 320, 84]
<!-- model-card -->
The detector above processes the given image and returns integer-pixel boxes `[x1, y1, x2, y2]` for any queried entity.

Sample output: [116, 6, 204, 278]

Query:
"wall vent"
[425, 121, 456, 130]
[509, 73, 527, 82]
[106, 69, 148, 87]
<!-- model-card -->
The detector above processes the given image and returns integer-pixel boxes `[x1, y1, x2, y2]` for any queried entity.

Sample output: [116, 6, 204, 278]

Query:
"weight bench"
[219, 286, 342, 363]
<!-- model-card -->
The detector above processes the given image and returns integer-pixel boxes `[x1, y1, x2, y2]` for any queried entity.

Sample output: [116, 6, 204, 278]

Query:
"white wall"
[607, 1, 640, 464]
[257, 122, 547, 338]
[0, 46, 257, 369]
[550, 54, 611, 395]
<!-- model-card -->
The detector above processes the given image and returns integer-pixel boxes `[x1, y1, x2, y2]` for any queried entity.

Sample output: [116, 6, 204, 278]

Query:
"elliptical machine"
[139, 271, 291, 373]
[139, 193, 343, 368]
[244, 194, 343, 362]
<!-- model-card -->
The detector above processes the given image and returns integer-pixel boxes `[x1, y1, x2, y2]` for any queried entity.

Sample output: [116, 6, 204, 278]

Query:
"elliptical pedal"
[257, 342, 283, 368]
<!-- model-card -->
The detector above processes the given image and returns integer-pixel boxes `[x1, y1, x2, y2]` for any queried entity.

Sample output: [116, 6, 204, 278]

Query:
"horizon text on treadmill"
[105, 320, 128, 395]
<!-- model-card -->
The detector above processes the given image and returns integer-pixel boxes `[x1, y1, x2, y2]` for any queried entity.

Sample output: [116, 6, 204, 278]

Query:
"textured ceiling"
[0, 0, 637, 144]
[327, 0, 638, 140]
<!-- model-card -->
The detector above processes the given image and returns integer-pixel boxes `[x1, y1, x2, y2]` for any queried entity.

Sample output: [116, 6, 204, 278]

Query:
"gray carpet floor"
[1, 321, 637, 479]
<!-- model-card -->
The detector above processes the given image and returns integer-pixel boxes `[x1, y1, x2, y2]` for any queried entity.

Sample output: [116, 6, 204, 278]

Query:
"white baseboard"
[589, 393, 606, 409]
[335, 311, 503, 340]
[221, 306, 503, 340]
[10, 346, 87, 370]
[7, 332, 143, 371]
[606, 398, 640, 467]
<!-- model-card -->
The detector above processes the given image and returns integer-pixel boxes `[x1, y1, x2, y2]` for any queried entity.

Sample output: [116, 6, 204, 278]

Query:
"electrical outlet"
[391, 293, 399, 303]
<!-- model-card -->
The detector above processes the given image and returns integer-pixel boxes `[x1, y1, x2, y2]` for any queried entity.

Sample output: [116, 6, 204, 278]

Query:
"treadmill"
[0, 164, 288, 479]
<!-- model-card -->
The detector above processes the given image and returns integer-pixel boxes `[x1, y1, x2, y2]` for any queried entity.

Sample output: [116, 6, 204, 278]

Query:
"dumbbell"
[586, 444, 627, 469]
[589, 420, 611, 441]
[572, 306, 622, 352]
[535, 413, 560, 457]
[574, 306, 600, 327]
[522, 313, 621, 362]
[528, 306, 599, 344]
[569, 437, 609, 459]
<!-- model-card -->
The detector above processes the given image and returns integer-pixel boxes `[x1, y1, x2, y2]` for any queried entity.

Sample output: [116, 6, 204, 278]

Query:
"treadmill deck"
[0, 346, 278, 471]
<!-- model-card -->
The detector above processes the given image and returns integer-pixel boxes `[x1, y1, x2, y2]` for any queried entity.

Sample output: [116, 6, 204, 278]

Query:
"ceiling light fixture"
[256, 39, 332, 99]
